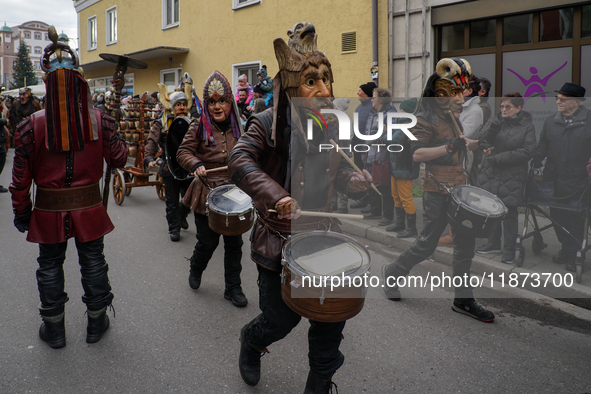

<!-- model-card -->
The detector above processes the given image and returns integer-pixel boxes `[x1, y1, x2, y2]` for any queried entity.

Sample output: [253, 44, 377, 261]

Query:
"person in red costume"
[9, 27, 127, 349]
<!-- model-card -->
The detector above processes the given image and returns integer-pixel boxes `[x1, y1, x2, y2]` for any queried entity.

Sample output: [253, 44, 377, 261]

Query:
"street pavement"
[1, 149, 591, 393]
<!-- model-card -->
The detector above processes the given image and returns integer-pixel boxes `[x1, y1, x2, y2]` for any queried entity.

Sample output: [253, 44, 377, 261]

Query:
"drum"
[447, 185, 507, 238]
[281, 231, 371, 323]
[166, 116, 192, 181]
[205, 184, 254, 236]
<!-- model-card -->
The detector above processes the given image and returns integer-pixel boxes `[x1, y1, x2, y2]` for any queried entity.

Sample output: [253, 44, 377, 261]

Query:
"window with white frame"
[106, 7, 117, 45]
[160, 68, 181, 93]
[88, 16, 97, 50]
[232, 61, 261, 94]
[163, 0, 180, 29]
[232, 0, 261, 11]
[34, 47, 41, 54]
[34, 32, 41, 40]
[45, 33, 49, 40]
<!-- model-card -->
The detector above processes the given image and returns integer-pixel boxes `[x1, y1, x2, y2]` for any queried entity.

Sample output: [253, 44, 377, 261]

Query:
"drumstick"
[268, 209, 364, 220]
[205, 166, 228, 173]
[328, 139, 382, 196]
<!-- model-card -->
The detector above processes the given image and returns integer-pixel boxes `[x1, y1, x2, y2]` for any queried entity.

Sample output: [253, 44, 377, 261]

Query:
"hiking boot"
[181, 216, 189, 230]
[377, 217, 393, 226]
[385, 207, 405, 233]
[239, 325, 267, 386]
[39, 307, 66, 349]
[475, 241, 502, 254]
[501, 250, 515, 264]
[224, 290, 248, 307]
[397, 213, 417, 238]
[303, 370, 338, 394]
[381, 265, 401, 301]
[0, 185, 8, 193]
[552, 248, 569, 264]
[452, 299, 495, 322]
[363, 213, 381, 220]
[170, 231, 180, 242]
[86, 305, 110, 344]
[565, 255, 577, 272]
[360, 206, 372, 214]
[188, 270, 203, 290]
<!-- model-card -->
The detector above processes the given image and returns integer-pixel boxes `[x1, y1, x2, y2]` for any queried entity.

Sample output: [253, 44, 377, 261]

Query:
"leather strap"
[35, 183, 102, 212]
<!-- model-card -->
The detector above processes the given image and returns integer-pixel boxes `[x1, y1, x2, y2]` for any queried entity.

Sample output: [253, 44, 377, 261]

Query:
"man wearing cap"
[9, 87, 41, 135]
[9, 28, 128, 348]
[533, 82, 591, 271]
[252, 84, 273, 108]
[145, 91, 193, 242]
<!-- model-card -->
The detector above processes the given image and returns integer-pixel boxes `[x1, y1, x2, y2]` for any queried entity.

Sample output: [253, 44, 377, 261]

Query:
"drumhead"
[283, 231, 371, 277]
[208, 184, 252, 214]
[451, 185, 506, 217]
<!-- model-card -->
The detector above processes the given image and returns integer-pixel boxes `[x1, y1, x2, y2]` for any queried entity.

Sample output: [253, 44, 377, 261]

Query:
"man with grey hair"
[145, 91, 192, 241]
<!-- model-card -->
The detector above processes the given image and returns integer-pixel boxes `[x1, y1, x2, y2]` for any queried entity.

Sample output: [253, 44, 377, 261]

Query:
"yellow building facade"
[74, 0, 390, 98]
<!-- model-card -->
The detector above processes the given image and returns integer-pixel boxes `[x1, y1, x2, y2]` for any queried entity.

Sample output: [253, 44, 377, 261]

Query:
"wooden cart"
[111, 99, 165, 205]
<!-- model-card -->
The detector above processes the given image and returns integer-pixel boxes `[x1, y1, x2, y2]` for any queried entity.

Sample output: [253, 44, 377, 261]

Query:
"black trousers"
[369, 182, 394, 219]
[163, 175, 192, 233]
[487, 206, 519, 251]
[384, 191, 475, 299]
[550, 205, 586, 256]
[243, 265, 345, 375]
[37, 237, 113, 311]
[190, 213, 243, 293]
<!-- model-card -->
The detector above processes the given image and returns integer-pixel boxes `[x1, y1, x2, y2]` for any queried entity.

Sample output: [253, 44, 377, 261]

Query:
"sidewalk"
[340, 197, 591, 300]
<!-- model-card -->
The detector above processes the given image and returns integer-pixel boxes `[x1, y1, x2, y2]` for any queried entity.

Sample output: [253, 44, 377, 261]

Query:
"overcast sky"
[0, 0, 78, 47]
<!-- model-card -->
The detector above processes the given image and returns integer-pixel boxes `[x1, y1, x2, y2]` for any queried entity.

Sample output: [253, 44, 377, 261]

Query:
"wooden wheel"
[112, 170, 126, 205]
[156, 174, 165, 200]
[123, 172, 133, 196]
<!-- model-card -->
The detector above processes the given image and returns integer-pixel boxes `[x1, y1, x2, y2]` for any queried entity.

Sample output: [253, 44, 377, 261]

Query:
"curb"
[340, 218, 591, 299]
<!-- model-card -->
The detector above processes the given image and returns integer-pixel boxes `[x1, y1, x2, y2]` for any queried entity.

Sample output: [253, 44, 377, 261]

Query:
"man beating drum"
[228, 22, 372, 392]
[177, 71, 248, 308]
[382, 58, 496, 322]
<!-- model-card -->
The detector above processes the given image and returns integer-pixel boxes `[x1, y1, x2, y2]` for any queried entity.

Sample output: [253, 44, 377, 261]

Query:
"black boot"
[86, 304, 110, 344]
[397, 213, 417, 238]
[303, 370, 337, 394]
[239, 325, 267, 386]
[385, 207, 405, 233]
[39, 306, 66, 349]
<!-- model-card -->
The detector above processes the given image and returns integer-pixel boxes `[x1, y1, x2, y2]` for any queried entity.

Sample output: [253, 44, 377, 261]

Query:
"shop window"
[582, 5, 591, 38]
[441, 23, 464, 52]
[470, 19, 496, 49]
[540, 8, 573, 42]
[503, 14, 532, 45]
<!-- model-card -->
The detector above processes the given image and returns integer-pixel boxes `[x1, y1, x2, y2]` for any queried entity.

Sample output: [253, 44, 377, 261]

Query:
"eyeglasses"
[499, 105, 514, 110]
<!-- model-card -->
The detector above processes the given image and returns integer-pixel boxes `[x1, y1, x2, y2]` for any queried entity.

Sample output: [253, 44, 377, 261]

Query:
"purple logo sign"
[507, 61, 568, 102]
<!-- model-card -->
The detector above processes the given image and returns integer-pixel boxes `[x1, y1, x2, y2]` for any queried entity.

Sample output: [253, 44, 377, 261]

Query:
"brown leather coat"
[177, 120, 239, 215]
[144, 120, 171, 174]
[228, 109, 357, 272]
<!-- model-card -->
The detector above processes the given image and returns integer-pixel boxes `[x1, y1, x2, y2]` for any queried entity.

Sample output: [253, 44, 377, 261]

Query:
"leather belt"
[35, 183, 102, 212]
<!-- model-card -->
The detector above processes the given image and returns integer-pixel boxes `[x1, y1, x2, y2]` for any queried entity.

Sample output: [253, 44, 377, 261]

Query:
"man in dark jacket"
[533, 82, 591, 272]
[228, 22, 371, 392]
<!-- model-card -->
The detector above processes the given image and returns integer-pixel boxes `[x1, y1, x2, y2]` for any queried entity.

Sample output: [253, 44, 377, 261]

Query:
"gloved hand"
[478, 139, 493, 151]
[487, 115, 503, 134]
[14, 212, 31, 233]
[531, 158, 544, 169]
[446, 136, 467, 154]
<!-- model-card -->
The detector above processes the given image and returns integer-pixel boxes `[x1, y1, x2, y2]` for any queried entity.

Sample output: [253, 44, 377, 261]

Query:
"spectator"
[236, 90, 253, 124]
[96, 94, 106, 112]
[533, 82, 591, 272]
[478, 77, 492, 125]
[235, 74, 254, 105]
[350, 81, 377, 210]
[362, 87, 396, 226]
[256, 65, 274, 97]
[251, 98, 266, 114]
[476, 93, 536, 263]
[0, 118, 7, 192]
[386, 98, 420, 237]
[253, 84, 273, 108]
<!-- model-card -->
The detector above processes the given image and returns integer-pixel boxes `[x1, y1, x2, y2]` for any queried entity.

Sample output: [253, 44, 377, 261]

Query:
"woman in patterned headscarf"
[176, 70, 248, 308]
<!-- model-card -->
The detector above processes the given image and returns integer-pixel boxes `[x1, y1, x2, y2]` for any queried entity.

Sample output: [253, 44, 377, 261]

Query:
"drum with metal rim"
[205, 184, 254, 236]
[281, 231, 371, 322]
[447, 185, 507, 238]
